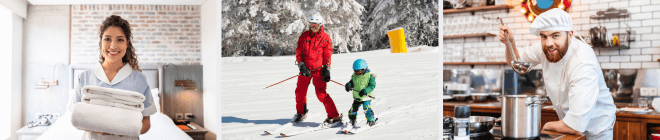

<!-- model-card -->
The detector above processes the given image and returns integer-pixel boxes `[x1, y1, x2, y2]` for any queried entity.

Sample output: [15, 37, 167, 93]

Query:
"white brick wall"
[444, 0, 660, 69]
[70, 4, 202, 65]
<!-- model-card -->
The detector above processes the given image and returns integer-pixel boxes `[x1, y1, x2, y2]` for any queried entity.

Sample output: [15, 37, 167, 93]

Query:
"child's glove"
[345, 82, 353, 92]
[359, 89, 367, 97]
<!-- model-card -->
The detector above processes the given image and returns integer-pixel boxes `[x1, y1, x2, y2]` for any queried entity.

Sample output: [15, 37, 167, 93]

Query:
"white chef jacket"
[517, 38, 616, 136]
[74, 63, 157, 140]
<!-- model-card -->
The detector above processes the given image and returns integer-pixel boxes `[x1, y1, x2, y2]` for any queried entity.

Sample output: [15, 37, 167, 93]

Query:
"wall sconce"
[166, 63, 197, 91]
[175, 80, 197, 91]
[36, 63, 64, 89]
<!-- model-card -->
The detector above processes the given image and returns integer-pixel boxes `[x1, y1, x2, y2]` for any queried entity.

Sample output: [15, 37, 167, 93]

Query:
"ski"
[340, 120, 364, 134]
[280, 113, 344, 137]
[263, 113, 320, 135]
[347, 118, 386, 134]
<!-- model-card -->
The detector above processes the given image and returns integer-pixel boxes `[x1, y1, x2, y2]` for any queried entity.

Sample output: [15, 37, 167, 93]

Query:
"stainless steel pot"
[498, 94, 547, 138]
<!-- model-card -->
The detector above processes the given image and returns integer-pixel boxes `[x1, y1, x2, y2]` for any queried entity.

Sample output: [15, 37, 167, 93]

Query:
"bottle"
[453, 106, 470, 140]
[443, 116, 454, 140]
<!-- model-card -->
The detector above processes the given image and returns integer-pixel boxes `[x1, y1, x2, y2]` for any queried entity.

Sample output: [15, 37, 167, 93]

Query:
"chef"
[498, 8, 616, 139]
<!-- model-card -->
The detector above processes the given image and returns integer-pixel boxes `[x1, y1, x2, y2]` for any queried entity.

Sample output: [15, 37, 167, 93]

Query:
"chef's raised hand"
[498, 25, 516, 47]
[542, 120, 582, 136]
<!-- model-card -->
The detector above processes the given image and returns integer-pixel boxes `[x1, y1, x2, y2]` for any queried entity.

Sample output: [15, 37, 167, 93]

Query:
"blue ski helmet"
[352, 59, 368, 70]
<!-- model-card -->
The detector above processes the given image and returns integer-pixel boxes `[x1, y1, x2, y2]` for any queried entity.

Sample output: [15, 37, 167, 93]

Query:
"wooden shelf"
[443, 5, 513, 15]
[443, 62, 508, 65]
[443, 33, 497, 39]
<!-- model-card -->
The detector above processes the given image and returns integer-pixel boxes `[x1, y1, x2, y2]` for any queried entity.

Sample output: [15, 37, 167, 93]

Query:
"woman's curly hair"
[98, 15, 141, 71]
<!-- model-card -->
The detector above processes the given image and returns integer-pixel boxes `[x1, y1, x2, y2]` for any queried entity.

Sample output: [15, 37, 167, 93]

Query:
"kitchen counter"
[443, 101, 660, 139]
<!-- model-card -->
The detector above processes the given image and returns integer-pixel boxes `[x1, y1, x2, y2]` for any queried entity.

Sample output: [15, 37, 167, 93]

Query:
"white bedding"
[38, 111, 192, 140]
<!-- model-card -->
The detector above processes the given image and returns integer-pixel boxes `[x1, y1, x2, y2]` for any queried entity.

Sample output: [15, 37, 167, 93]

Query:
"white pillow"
[151, 88, 161, 112]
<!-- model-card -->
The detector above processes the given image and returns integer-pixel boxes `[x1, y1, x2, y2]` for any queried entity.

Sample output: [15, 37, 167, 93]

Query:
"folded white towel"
[72, 103, 143, 136]
[81, 86, 145, 104]
[89, 99, 144, 112]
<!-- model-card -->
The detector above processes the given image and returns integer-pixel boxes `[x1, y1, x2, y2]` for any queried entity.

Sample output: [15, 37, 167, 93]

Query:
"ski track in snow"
[222, 46, 439, 140]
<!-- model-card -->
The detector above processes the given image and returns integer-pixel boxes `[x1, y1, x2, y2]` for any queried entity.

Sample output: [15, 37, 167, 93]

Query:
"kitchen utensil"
[443, 116, 454, 139]
[497, 17, 532, 75]
[639, 98, 649, 108]
[499, 94, 547, 138]
[469, 116, 497, 133]
[443, 0, 453, 9]
[453, 94, 470, 101]
[454, 106, 471, 140]
[471, 93, 490, 102]
[455, 0, 472, 9]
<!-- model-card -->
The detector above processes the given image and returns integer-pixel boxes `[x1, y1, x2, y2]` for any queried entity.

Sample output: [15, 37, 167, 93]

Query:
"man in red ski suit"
[293, 14, 341, 124]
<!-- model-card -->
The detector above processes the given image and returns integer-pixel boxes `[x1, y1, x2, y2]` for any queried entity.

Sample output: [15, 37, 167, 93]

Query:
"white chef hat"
[529, 8, 574, 36]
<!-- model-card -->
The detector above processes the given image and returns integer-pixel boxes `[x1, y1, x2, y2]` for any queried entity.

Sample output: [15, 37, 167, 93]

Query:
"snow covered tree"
[359, 0, 439, 51]
[222, 0, 364, 56]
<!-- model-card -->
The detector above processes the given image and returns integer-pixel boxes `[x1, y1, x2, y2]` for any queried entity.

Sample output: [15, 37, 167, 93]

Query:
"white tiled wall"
[443, 0, 660, 69]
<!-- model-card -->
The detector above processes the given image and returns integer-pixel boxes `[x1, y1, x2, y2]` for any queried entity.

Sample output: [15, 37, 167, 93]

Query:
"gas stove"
[444, 128, 565, 140]
[470, 128, 565, 140]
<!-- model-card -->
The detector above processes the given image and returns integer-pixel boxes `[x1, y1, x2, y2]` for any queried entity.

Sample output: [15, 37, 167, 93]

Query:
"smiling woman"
[70, 15, 158, 140]
[98, 15, 141, 72]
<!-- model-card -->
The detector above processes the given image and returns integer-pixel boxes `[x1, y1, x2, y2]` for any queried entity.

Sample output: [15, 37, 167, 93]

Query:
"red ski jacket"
[296, 25, 333, 71]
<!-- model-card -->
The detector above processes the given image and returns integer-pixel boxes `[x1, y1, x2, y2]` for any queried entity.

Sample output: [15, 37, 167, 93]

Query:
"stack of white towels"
[72, 86, 145, 137]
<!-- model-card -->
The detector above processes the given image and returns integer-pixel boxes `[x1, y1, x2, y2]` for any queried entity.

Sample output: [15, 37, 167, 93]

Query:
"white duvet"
[38, 111, 192, 140]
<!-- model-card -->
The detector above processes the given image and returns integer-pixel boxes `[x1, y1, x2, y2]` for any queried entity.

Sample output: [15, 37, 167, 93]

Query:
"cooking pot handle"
[497, 96, 502, 102]
[526, 99, 548, 106]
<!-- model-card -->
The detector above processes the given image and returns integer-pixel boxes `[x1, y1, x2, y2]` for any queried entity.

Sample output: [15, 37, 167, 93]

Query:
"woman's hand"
[141, 116, 151, 134]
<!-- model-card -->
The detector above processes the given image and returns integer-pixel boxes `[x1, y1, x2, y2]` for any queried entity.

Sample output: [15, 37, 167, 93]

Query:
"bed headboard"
[68, 64, 164, 112]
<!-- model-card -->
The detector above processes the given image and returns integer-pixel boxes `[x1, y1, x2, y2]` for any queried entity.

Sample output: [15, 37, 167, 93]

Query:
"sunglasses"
[354, 69, 367, 76]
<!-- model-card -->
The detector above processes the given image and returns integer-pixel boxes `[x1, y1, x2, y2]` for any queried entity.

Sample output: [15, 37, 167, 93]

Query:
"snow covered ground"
[222, 46, 440, 140]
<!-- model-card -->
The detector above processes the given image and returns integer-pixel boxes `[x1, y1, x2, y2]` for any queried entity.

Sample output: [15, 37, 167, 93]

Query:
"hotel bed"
[36, 64, 192, 140]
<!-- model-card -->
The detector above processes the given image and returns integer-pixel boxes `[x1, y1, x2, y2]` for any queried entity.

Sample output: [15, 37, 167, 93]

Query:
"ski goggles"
[354, 69, 367, 76]
[310, 24, 320, 29]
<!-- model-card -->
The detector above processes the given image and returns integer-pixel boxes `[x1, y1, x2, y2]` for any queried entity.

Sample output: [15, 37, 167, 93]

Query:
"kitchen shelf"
[443, 33, 497, 39]
[443, 62, 508, 65]
[443, 5, 513, 15]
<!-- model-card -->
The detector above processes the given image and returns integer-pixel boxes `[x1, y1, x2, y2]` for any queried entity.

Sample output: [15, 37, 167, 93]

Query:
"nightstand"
[16, 125, 52, 140]
[182, 122, 208, 140]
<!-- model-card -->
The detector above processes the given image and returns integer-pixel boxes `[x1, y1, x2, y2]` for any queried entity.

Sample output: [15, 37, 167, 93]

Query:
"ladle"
[497, 17, 532, 74]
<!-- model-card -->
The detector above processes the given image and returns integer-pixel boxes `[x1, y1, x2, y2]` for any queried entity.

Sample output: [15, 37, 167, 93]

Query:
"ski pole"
[329, 79, 344, 86]
[264, 75, 299, 89]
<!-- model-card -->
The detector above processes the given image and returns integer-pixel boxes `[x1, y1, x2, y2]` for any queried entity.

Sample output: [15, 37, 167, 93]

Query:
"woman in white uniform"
[74, 15, 157, 140]
[498, 8, 616, 139]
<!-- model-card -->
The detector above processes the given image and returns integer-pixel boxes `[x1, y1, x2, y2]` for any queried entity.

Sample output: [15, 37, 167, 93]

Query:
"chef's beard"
[543, 36, 570, 63]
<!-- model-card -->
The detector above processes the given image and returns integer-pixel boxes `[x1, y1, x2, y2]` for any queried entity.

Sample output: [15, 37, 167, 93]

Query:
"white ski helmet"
[309, 14, 324, 25]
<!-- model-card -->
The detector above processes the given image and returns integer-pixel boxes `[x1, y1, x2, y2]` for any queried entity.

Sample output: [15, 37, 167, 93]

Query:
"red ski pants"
[295, 70, 339, 118]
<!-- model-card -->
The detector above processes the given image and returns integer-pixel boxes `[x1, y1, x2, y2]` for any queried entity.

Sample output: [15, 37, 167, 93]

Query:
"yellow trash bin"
[387, 27, 407, 53]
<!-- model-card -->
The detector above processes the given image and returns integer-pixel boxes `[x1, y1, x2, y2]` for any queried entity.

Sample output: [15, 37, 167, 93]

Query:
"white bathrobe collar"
[93, 62, 133, 85]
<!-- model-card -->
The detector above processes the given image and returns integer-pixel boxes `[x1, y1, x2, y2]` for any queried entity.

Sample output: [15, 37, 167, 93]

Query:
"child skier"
[344, 59, 377, 127]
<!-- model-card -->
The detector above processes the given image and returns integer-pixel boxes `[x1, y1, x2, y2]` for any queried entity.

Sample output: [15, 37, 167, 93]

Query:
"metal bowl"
[453, 94, 469, 101]
[469, 116, 497, 133]
[471, 93, 490, 102]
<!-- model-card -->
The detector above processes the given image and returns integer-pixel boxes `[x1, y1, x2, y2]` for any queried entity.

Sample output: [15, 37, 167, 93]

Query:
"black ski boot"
[366, 118, 378, 126]
[293, 109, 309, 123]
[349, 119, 356, 126]
[324, 113, 343, 124]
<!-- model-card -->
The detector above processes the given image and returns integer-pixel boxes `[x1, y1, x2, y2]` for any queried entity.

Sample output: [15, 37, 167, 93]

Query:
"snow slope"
[222, 46, 440, 140]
